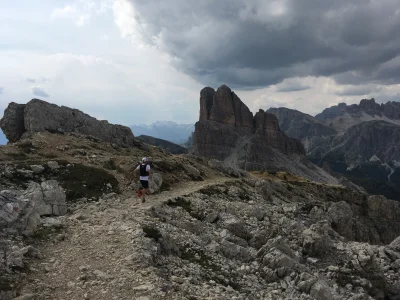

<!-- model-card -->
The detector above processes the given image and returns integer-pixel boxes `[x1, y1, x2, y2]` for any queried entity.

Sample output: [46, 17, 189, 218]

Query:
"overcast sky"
[1, 0, 400, 126]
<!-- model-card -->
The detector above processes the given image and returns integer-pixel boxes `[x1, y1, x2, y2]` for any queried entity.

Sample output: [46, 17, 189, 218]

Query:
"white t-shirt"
[135, 164, 151, 180]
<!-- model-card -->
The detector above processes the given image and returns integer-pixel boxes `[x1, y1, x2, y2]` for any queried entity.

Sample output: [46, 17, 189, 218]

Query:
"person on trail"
[134, 157, 152, 203]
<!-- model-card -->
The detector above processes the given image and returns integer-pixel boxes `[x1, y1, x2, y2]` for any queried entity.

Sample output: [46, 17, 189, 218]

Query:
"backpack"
[139, 163, 149, 177]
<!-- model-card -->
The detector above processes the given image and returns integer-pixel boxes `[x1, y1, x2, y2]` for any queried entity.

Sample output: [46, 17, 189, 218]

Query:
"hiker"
[134, 157, 152, 202]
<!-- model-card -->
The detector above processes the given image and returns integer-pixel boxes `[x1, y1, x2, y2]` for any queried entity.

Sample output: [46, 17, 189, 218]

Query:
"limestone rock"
[183, 164, 201, 180]
[327, 201, 354, 239]
[302, 223, 335, 257]
[0, 181, 67, 237]
[47, 161, 60, 171]
[310, 280, 338, 300]
[0, 99, 135, 147]
[194, 85, 338, 184]
[388, 236, 400, 252]
[30, 165, 45, 174]
[207, 159, 246, 177]
[149, 173, 162, 194]
[0, 102, 25, 142]
[131, 173, 163, 194]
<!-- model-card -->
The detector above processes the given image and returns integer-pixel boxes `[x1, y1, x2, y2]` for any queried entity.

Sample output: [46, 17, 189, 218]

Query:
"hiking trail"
[18, 176, 236, 300]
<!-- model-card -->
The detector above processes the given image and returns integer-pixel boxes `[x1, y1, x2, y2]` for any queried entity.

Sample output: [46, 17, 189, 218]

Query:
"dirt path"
[18, 176, 236, 300]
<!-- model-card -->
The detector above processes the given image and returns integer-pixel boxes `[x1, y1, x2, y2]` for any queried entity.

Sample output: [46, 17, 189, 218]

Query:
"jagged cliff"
[315, 99, 400, 132]
[194, 85, 338, 184]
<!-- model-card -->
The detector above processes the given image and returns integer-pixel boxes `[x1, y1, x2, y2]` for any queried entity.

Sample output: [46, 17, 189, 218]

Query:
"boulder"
[30, 165, 45, 174]
[310, 280, 339, 300]
[207, 159, 246, 178]
[218, 213, 252, 241]
[149, 173, 163, 194]
[388, 236, 400, 252]
[47, 161, 60, 171]
[0, 102, 26, 142]
[302, 223, 336, 257]
[327, 201, 354, 239]
[183, 164, 201, 179]
[133, 173, 163, 194]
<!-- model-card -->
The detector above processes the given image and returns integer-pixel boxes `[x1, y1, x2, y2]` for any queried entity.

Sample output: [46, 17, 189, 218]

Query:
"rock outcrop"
[195, 85, 304, 160]
[1, 180, 67, 236]
[0, 99, 135, 147]
[1, 181, 67, 299]
[136, 135, 188, 154]
[194, 85, 337, 183]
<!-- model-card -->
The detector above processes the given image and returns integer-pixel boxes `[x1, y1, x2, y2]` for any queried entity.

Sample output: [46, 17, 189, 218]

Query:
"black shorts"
[140, 180, 149, 189]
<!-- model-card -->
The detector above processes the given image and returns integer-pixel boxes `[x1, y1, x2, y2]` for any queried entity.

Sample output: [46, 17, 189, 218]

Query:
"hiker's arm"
[148, 169, 152, 179]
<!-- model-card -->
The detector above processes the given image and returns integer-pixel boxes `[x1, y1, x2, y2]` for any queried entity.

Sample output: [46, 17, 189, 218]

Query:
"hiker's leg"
[141, 188, 147, 202]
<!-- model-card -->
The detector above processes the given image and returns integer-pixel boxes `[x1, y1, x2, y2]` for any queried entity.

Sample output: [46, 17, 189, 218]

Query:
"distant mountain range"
[268, 99, 400, 200]
[136, 135, 188, 154]
[0, 129, 7, 145]
[130, 121, 194, 144]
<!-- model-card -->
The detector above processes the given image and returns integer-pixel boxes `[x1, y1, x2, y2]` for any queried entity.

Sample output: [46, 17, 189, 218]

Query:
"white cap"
[142, 157, 148, 162]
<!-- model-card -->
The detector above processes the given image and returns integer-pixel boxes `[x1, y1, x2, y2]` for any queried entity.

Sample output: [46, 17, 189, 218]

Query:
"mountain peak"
[315, 99, 400, 130]
[359, 98, 379, 110]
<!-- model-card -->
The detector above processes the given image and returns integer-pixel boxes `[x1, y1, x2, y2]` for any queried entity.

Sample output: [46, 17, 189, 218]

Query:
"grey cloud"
[27, 78, 36, 83]
[276, 81, 311, 93]
[0, 87, 3, 95]
[372, 92, 400, 104]
[127, 0, 400, 88]
[334, 85, 383, 96]
[32, 87, 49, 98]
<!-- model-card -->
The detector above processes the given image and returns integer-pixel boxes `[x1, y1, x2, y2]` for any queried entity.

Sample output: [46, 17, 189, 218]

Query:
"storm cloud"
[275, 79, 311, 92]
[334, 85, 383, 96]
[124, 0, 400, 89]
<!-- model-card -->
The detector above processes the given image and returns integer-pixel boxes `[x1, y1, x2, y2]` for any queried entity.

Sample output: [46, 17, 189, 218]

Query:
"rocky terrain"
[268, 100, 400, 200]
[131, 122, 194, 145]
[0, 128, 242, 300]
[0, 100, 135, 147]
[4, 150, 400, 299]
[2, 98, 400, 300]
[194, 85, 338, 184]
[136, 135, 189, 155]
